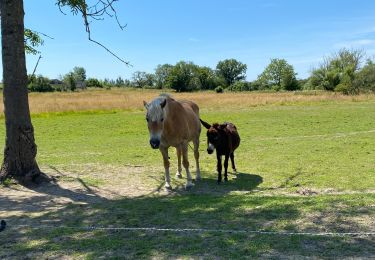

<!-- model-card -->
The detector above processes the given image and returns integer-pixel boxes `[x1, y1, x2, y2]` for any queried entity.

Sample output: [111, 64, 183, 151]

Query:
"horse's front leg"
[216, 153, 222, 184]
[176, 145, 182, 179]
[224, 154, 229, 182]
[160, 146, 171, 190]
[182, 143, 194, 189]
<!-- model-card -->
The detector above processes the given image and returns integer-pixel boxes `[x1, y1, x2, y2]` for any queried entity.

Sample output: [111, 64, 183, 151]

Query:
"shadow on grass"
[1, 170, 374, 258]
[189, 172, 263, 195]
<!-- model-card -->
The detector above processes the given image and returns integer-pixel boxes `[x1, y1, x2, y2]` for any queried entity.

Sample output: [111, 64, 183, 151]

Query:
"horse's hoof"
[164, 184, 172, 191]
[176, 173, 182, 179]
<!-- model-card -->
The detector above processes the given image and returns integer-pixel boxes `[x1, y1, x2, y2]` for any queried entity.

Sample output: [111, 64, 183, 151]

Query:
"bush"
[215, 86, 224, 93]
[28, 75, 54, 92]
[228, 81, 248, 91]
[63, 73, 77, 91]
[307, 49, 363, 92]
[52, 84, 67, 92]
[86, 78, 103, 88]
[353, 59, 375, 93]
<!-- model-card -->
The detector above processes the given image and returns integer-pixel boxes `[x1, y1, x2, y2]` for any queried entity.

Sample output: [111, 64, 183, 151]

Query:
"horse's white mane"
[146, 94, 171, 121]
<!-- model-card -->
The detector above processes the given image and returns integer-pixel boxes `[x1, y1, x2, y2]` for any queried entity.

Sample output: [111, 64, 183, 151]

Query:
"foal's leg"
[160, 146, 172, 190]
[224, 154, 229, 182]
[230, 152, 237, 174]
[182, 143, 194, 189]
[176, 145, 182, 179]
[193, 138, 201, 181]
[216, 153, 222, 184]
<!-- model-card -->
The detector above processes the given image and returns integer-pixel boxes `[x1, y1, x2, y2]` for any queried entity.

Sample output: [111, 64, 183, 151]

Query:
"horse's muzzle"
[207, 143, 215, 154]
[150, 138, 160, 149]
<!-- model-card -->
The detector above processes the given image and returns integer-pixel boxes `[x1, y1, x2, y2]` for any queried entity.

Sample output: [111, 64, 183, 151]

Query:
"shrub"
[215, 86, 224, 93]
[353, 59, 375, 93]
[63, 73, 77, 91]
[28, 75, 54, 92]
[86, 78, 103, 88]
[228, 81, 248, 91]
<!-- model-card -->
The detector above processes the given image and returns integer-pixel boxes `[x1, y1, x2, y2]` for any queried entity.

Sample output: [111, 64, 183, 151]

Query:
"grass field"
[0, 89, 374, 258]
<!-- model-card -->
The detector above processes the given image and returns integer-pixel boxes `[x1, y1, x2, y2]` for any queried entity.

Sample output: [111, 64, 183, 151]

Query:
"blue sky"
[9, 0, 375, 80]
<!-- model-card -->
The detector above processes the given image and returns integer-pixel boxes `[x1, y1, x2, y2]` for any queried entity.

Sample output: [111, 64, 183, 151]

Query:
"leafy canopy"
[257, 58, 299, 91]
[216, 59, 247, 87]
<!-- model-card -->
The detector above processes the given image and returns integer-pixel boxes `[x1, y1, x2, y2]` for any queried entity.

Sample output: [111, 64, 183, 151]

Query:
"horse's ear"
[160, 99, 167, 109]
[200, 119, 211, 129]
[143, 101, 148, 109]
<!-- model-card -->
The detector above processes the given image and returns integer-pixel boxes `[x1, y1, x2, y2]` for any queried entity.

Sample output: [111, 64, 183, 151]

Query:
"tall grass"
[0, 88, 373, 114]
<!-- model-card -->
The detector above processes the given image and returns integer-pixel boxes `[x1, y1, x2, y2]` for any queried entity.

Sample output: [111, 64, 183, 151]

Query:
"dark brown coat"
[200, 120, 240, 183]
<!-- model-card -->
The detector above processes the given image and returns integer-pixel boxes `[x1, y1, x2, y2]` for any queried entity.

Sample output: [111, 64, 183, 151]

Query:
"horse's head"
[200, 119, 226, 154]
[143, 98, 167, 149]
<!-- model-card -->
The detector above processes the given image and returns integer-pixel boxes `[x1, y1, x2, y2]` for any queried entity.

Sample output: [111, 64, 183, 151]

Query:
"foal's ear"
[200, 119, 211, 129]
[143, 101, 148, 109]
[160, 99, 167, 109]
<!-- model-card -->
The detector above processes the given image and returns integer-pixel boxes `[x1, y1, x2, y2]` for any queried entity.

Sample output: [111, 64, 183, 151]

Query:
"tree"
[353, 59, 375, 93]
[257, 58, 299, 91]
[132, 71, 154, 88]
[154, 64, 173, 89]
[165, 61, 201, 92]
[216, 59, 247, 87]
[0, 0, 40, 182]
[72, 66, 87, 82]
[63, 72, 77, 91]
[196, 66, 217, 90]
[0, 0, 125, 183]
[115, 76, 125, 87]
[305, 48, 364, 92]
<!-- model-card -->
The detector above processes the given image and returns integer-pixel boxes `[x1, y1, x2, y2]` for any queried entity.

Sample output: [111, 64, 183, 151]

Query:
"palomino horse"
[143, 95, 201, 190]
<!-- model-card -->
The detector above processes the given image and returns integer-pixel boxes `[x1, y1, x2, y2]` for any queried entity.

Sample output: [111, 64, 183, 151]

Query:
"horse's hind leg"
[193, 138, 201, 181]
[160, 146, 172, 190]
[176, 145, 182, 179]
[224, 154, 229, 182]
[230, 152, 237, 174]
[182, 143, 194, 189]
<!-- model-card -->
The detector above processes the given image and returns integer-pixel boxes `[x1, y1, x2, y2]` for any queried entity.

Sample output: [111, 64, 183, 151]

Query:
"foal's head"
[143, 98, 167, 149]
[200, 119, 226, 154]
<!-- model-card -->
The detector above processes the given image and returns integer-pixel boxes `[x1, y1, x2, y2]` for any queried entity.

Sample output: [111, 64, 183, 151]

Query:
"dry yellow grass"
[0, 88, 374, 114]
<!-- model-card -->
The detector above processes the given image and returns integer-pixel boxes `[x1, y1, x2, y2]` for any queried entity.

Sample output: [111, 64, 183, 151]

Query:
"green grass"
[1, 101, 373, 190]
[1, 97, 375, 258]
[4, 193, 375, 258]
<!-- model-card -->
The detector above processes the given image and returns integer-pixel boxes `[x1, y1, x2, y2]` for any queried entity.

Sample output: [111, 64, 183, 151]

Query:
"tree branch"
[31, 55, 42, 77]
[57, 0, 130, 65]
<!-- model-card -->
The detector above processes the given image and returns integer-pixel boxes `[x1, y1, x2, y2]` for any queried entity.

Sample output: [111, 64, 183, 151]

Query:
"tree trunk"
[0, 0, 40, 183]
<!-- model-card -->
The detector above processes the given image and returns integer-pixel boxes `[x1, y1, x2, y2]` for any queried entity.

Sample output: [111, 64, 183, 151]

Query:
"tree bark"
[0, 0, 40, 183]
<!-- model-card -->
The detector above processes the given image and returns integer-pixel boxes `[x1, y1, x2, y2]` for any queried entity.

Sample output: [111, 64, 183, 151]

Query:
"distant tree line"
[25, 48, 375, 94]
